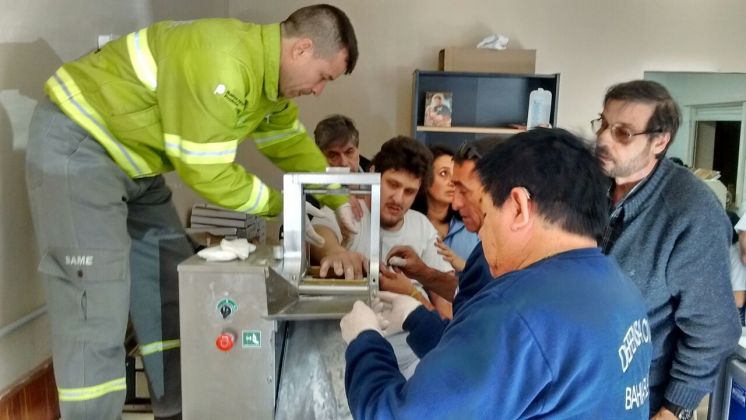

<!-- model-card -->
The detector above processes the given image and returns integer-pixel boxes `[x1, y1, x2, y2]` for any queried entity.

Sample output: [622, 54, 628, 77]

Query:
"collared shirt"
[443, 217, 479, 266]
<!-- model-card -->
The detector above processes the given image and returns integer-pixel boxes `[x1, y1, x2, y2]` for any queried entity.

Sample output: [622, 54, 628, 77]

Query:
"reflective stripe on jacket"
[45, 19, 345, 215]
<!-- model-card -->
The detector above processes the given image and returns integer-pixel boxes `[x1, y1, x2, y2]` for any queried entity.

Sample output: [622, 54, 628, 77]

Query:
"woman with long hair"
[412, 145, 479, 318]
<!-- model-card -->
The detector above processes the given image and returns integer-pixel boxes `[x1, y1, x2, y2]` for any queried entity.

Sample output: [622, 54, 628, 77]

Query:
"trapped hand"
[320, 251, 369, 280]
[340, 300, 382, 344]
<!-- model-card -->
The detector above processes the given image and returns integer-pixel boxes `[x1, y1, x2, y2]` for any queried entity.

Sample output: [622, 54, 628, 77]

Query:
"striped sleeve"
[253, 100, 348, 210]
[157, 49, 281, 216]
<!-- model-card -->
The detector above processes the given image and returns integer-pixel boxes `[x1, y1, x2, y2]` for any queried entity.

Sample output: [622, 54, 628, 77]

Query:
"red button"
[215, 332, 235, 352]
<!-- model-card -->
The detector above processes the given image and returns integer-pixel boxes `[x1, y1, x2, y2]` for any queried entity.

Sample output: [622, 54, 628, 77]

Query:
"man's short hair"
[314, 114, 359, 151]
[604, 80, 681, 157]
[281, 4, 358, 74]
[453, 136, 509, 165]
[476, 128, 609, 239]
[372, 136, 432, 186]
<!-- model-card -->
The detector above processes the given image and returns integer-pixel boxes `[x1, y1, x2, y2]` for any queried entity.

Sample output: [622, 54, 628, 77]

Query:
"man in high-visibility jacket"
[25, 4, 358, 419]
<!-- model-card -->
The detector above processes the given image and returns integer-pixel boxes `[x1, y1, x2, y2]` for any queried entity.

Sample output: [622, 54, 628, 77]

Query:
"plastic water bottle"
[527, 88, 552, 129]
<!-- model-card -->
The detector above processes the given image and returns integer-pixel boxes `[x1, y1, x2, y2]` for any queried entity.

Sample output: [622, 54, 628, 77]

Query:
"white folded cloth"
[197, 238, 257, 262]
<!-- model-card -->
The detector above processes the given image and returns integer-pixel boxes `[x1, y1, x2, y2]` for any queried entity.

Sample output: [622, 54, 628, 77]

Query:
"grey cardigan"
[603, 158, 740, 412]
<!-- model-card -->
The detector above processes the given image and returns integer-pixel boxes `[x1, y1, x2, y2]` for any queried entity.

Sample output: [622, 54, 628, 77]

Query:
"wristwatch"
[663, 401, 693, 420]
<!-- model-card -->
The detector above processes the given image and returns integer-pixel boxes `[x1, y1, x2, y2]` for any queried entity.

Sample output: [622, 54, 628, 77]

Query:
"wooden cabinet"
[411, 70, 560, 147]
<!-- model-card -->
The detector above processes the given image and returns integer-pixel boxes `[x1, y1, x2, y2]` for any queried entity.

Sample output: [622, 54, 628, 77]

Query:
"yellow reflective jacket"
[45, 18, 344, 216]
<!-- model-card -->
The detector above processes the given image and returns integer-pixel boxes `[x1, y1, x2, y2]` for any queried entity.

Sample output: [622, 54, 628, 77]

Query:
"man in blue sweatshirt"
[340, 128, 653, 419]
[594, 80, 741, 419]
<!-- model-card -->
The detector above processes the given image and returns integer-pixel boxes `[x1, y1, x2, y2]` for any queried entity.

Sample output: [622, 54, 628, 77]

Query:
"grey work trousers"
[26, 100, 192, 419]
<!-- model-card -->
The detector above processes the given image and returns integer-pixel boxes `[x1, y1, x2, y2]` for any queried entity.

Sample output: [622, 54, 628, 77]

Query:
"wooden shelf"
[411, 71, 559, 146]
[416, 125, 524, 134]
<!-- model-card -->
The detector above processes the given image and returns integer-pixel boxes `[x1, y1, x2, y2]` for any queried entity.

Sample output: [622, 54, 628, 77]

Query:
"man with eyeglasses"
[594, 80, 740, 420]
[311, 136, 455, 381]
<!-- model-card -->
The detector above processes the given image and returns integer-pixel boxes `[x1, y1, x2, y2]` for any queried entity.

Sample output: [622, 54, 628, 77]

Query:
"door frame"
[688, 101, 746, 210]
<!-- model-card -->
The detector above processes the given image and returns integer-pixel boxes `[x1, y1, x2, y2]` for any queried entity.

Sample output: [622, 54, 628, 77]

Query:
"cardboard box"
[438, 47, 536, 74]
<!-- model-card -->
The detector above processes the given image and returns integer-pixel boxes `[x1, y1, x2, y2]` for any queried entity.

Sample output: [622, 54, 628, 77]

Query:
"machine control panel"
[179, 252, 278, 418]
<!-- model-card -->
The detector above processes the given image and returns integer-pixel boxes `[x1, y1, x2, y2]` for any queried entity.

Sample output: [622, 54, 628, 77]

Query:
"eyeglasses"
[591, 117, 661, 145]
[456, 141, 482, 161]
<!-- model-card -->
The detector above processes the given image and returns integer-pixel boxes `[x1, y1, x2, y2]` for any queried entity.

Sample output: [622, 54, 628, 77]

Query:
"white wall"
[3, 0, 746, 392]
[229, 0, 746, 190]
[0, 0, 227, 391]
[646, 71, 746, 163]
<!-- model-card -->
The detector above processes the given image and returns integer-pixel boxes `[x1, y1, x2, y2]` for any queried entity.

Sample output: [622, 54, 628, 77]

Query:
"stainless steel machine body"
[179, 247, 282, 419]
[179, 172, 381, 419]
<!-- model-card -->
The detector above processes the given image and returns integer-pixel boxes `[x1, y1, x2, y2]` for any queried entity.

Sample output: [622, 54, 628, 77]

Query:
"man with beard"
[594, 80, 740, 420]
[275, 138, 451, 420]
[310, 136, 455, 378]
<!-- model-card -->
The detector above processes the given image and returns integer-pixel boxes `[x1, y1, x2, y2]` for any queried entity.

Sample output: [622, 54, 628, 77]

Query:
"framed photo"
[424, 91, 453, 127]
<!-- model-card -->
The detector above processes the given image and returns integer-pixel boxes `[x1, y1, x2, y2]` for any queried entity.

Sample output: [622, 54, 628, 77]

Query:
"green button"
[242, 330, 261, 348]
[216, 298, 238, 319]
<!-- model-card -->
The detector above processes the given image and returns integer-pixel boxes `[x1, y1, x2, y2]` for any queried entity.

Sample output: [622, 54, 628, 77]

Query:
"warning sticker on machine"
[242, 330, 261, 348]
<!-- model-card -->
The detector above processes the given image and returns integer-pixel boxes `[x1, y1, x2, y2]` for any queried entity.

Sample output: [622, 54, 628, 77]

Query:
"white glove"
[373, 291, 423, 336]
[335, 202, 360, 248]
[340, 300, 382, 344]
[305, 202, 326, 247]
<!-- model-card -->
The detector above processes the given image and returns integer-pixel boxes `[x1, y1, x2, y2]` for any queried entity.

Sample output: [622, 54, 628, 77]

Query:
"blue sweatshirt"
[602, 158, 741, 412]
[405, 244, 491, 357]
[345, 248, 652, 419]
